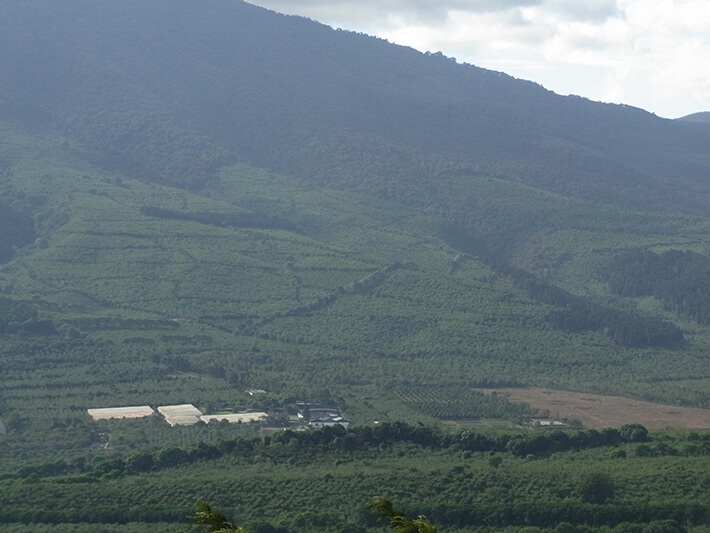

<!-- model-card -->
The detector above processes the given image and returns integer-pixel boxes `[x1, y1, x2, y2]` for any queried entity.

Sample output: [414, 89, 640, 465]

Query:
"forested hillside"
[1, 1, 710, 531]
[2, 1, 710, 210]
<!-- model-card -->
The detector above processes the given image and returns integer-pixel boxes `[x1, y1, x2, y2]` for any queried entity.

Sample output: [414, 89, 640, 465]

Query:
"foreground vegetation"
[2, 423, 710, 532]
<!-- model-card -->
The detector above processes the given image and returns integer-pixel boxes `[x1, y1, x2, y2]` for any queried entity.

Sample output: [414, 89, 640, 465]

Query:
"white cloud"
[253, 0, 543, 24]
[247, 0, 710, 117]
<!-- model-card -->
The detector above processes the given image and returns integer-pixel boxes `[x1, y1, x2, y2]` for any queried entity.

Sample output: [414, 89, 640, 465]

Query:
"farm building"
[310, 416, 350, 428]
[158, 404, 203, 426]
[87, 406, 155, 420]
[296, 402, 349, 428]
[200, 411, 268, 424]
[530, 418, 568, 428]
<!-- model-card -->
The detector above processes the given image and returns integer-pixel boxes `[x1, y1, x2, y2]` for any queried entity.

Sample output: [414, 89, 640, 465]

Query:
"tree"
[579, 472, 615, 504]
[619, 423, 649, 443]
[190, 501, 244, 533]
[155, 445, 188, 468]
[367, 497, 438, 533]
[125, 451, 154, 473]
[487, 455, 503, 468]
[642, 520, 686, 533]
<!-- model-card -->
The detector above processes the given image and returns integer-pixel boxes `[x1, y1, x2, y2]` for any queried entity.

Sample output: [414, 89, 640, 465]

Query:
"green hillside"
[1, 119, 709, 465]
[1, 1, 710, 530]
[2, 0, 710, 210]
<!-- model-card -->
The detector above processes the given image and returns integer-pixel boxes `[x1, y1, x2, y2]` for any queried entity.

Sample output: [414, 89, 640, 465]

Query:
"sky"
[247, 0, 710, 119]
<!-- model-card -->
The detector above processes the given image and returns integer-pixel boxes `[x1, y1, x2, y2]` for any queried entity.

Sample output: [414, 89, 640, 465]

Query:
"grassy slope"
[2, 129, 710, 530]
[1, 123, 710, 419]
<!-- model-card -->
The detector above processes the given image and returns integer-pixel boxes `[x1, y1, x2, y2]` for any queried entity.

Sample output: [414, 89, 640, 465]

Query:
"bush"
[580, 472, 615, 504]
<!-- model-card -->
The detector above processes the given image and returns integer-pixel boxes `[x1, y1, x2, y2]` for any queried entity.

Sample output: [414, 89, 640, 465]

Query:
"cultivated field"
[476, 387, 710, 429]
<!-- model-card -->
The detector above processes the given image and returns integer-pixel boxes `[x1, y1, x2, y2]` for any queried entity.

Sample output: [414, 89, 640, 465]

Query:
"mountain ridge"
[1, 0, 709, 211]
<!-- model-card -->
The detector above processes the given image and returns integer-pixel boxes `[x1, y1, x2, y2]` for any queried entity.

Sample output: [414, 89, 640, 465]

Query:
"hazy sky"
[248, 0, 710, 119]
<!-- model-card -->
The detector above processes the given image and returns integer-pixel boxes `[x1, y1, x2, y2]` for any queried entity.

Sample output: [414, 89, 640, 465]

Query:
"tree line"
[0, 296, 56, 336]
[140, 205, 298, 232]
[493, 259, 683, 348]
[603, 248, 710, 325]
[7, 422, 660, 483]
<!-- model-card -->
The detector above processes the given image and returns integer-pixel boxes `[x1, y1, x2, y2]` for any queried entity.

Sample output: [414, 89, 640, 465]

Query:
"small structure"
[200, 411, 268, 424]
[296, 402, 350, 428]
[87, 406, 154, 420]
[158, 404, 203, 426]
[310, 416, 350, 428]
[530, 418, 568, 428]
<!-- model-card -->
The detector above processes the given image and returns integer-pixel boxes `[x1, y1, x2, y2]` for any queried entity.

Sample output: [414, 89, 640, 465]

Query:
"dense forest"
[2, 1, 710, 211]
[1, 0, 710, 530]
[602, 249, 710, 325]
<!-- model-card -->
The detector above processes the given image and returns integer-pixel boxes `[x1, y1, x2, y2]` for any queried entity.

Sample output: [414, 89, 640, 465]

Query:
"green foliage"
[0, 199, 35, 263]
[619, 424, 650, 443]
[7, 0, 710, 213]
[603, 248, 710, 325]
[394, 387, 535, 421]
[580, 472, 616, 504]
[493, 261, 683, 348]
[0, 297, 57, 336]
[367, 497, 438, 533]
[139, 206, 298, 233]
[642, 520, 686, 533]
[191, 501, 242, 532]
[1, 425, 710, 531]
[2, 4, 710, 531]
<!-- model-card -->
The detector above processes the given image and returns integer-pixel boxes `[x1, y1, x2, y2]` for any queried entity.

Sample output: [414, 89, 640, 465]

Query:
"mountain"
[4, 1, 710, 530]
[2, 1, 710, 210]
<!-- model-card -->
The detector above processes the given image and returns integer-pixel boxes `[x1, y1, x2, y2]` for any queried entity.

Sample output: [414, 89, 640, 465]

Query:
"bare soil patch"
[475, 387, 710, 429]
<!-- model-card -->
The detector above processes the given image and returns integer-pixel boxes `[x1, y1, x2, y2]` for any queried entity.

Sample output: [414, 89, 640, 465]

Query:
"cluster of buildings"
[87, 401, 351, 429]
[293, 403, 350, 428]
[87, 404, 267, 426]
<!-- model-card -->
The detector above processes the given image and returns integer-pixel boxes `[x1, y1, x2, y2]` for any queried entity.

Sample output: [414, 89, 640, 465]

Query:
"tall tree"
[191, 501, 244, 533]
[367, 497, 438, 533]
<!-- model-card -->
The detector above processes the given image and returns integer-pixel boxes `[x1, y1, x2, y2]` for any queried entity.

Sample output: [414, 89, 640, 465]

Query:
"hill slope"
[4, 3, 710, 531]
[0, 0, 710, 472]
[1, 0, 710, 212]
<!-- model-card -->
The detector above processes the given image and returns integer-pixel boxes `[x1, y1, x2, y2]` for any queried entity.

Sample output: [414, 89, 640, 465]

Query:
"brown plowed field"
[475, 387, 710, 429]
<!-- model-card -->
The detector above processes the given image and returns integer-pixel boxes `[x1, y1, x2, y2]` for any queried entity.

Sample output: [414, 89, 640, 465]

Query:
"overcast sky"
[248, 0, 710, 119]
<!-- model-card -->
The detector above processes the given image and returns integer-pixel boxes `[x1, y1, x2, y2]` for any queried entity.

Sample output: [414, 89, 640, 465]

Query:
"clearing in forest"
[475, 387, 710, 429]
